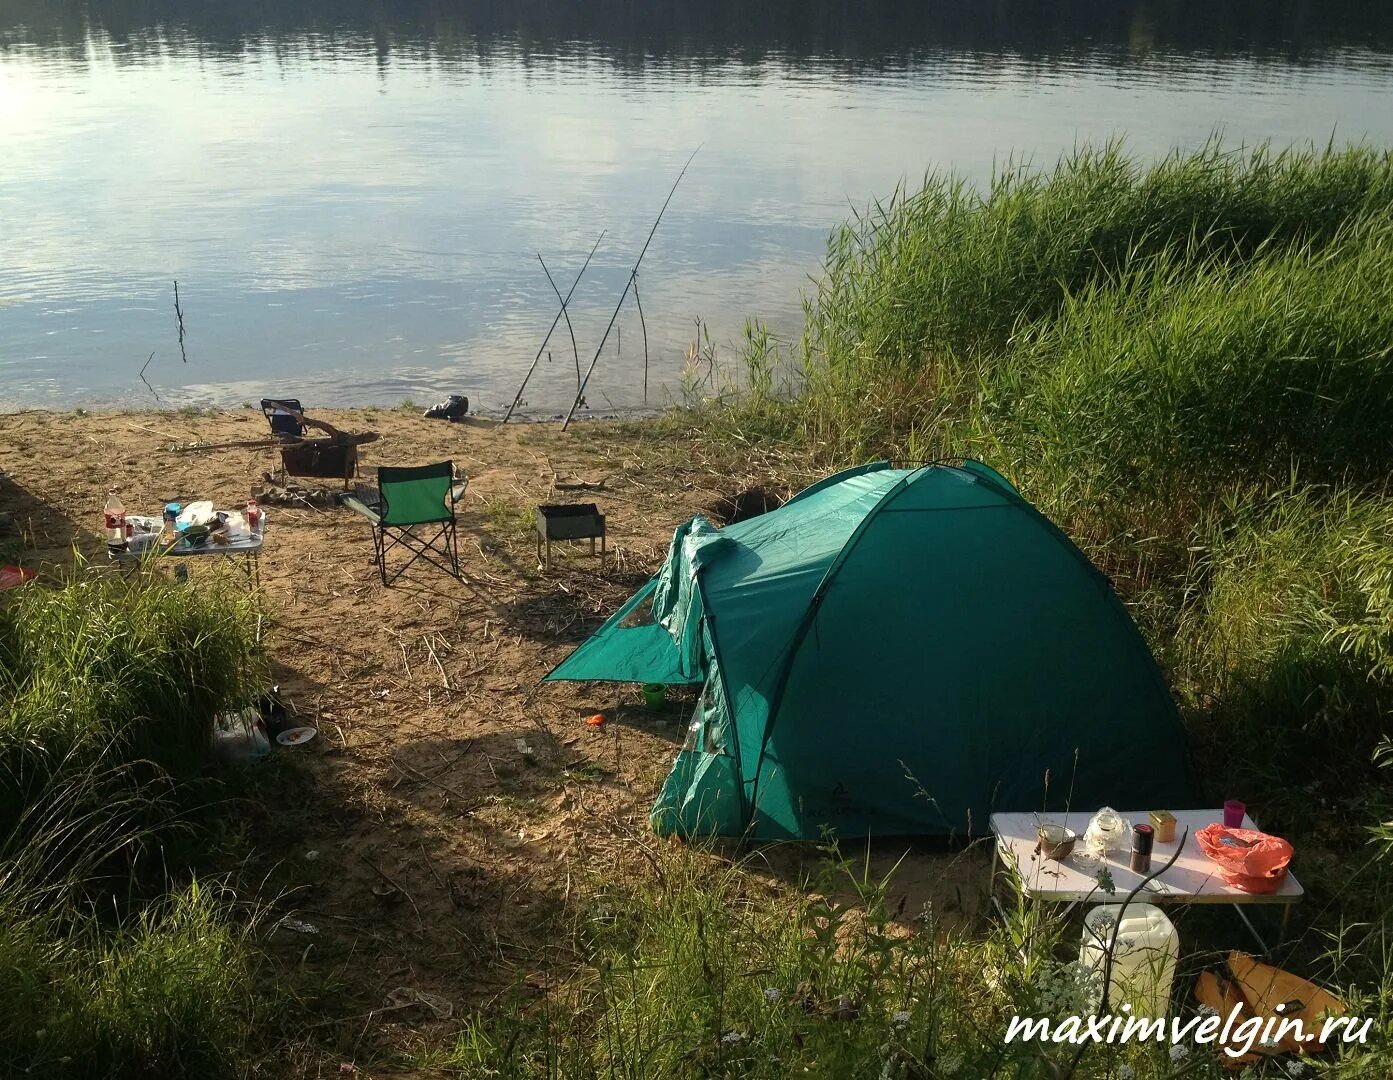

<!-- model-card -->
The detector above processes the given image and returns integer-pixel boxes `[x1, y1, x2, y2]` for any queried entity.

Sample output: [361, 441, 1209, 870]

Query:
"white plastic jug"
[1080, 903, 1179, 1017]
[211, 708, 271, 764]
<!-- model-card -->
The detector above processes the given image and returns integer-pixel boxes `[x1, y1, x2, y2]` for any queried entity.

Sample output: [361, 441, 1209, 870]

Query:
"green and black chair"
[340, 461, 467, 585]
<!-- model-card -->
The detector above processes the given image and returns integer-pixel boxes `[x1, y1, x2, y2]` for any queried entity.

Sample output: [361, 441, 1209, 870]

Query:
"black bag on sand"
[423, 395, 469, 421]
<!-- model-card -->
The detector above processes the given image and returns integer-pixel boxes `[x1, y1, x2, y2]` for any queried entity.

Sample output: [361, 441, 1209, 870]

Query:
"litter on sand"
[385, 986, 453, 1020]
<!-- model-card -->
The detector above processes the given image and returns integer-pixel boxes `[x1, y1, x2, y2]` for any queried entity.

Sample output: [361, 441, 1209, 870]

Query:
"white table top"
[991, 809, 1303, 906]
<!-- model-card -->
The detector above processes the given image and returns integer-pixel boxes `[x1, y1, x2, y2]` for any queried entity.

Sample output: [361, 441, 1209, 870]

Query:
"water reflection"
[7, 1, 1393, 67]
[2, 1, 1392, 410]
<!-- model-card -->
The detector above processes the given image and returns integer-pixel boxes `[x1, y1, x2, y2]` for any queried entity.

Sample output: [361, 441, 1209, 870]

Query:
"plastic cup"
[1223, 799, 1246, 828]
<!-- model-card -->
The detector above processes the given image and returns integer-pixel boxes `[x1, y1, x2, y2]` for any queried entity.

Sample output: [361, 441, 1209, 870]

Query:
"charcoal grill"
[535, 503, 606, 571]
[279, 439, 359, 484]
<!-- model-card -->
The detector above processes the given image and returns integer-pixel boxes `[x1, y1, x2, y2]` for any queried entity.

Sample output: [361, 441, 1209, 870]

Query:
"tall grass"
[1175, 488, 1393, 810]
[0, 565, 268, 1077]
[999, 216, 1393, 514]
[440, 841, 1393, 1078]
[758, 139, 1393, 467]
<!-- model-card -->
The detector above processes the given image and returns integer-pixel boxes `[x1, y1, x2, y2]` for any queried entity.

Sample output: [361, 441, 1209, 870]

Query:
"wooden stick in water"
[173, 280, 188, 364]
[634, 274, 649, 404]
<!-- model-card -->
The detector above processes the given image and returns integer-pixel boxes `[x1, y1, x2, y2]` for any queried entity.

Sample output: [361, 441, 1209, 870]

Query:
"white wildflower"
[1259, 1037, 1281, 1051]
[892, 1010, 911, 1028]
[1168, 1043, 1190, 1061]
[763, 987, 782, 1003]
[1195, 1004, 1218, 1018]
[1287, 1061, 1307, 1077]
[721, 1029, 744, 1045]
[1118, 1066, 1135, 1080]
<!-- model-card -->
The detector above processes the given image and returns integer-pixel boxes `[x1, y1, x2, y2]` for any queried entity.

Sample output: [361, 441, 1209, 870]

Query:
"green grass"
[0, 880, 263, 1077]
[434, 840, 1393, 1078]
[734, 139, 1393, 471]
[0, 565, 270, 1077]
[482, 495, 541, 541]
[0, 562, 264, 847]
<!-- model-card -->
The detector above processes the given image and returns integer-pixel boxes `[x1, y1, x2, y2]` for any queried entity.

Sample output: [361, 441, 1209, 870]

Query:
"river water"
[2, 1, 1392, 413]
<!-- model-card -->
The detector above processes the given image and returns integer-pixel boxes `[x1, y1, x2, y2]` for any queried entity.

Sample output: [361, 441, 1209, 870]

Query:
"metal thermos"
[1130, 823, 1155, 874]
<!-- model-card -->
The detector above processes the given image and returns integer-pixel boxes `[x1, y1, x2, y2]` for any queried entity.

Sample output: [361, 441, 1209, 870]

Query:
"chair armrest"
[338, 495, 382, 525]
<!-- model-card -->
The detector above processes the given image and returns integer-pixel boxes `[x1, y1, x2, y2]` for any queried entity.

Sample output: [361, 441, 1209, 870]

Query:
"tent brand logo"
[827, 782, 860, 817]
[797, 784, 865, 823]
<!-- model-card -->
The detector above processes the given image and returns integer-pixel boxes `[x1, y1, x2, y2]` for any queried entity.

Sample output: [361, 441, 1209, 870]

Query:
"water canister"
[1079, 903, 1179, 1017]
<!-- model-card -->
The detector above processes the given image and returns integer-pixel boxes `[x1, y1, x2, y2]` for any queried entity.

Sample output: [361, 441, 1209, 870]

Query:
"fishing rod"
[562, 146, 700, 430]
[503, 230, 606, 424]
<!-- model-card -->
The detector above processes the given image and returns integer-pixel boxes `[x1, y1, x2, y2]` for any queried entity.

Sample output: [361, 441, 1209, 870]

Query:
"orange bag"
[1196, 823, 1293, 894]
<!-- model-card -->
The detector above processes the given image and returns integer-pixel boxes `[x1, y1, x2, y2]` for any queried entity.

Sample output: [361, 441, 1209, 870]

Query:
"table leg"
[1231, 903, 1273, 958]
[1279, 903, 1292, 947]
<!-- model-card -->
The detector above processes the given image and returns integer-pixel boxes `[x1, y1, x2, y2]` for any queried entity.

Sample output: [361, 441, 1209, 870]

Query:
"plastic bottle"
[103, 491, 128, 550]
[1080, 903, 1179, 1017]
[245, 498, 262, 537]
[162, 502, 180, 543]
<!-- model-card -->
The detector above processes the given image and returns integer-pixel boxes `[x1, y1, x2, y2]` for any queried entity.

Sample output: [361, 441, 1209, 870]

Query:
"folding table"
[991, 809, 1302, 955]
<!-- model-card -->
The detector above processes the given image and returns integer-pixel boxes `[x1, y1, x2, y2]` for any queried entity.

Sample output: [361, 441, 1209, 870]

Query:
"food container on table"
[177, 500, 214, 528]
[1037, 823, 1077, 861]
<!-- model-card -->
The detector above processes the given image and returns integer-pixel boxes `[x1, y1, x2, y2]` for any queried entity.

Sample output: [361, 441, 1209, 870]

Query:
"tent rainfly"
[545, 461, 1192, 840]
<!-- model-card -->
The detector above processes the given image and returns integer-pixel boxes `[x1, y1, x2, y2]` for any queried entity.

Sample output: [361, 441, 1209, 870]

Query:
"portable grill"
[535, 503, 606, 571]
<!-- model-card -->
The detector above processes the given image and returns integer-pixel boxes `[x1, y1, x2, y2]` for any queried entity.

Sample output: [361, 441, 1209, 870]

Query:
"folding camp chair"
[340, 462, 467, 585]
[261, 398, 306, 438]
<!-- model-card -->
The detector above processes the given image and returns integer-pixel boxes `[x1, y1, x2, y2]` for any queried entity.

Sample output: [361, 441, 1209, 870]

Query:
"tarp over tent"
[545, 461, 1191, 839]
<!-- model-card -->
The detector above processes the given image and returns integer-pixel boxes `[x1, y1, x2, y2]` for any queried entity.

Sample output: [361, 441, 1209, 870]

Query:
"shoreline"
[0, 402, 675, 425]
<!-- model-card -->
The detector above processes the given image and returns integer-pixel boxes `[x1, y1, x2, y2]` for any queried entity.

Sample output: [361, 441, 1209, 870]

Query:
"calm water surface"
[3, 1, 1393, 412]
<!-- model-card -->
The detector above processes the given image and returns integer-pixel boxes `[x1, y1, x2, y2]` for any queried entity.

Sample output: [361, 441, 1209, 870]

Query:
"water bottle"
[162, 502, 180, 542]
[103, 490, 128, 551]
[245, 498, 262, 537]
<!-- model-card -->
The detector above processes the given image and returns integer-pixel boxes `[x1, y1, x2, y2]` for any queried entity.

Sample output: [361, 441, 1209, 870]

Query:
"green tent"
[546, 461, 1191, 839]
